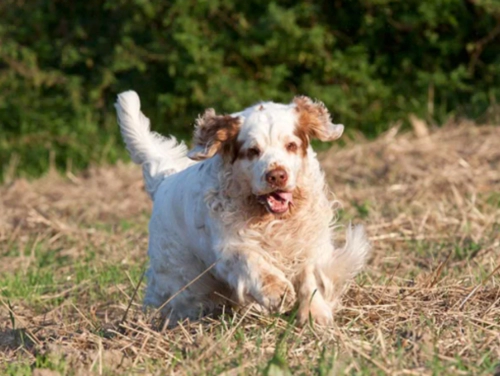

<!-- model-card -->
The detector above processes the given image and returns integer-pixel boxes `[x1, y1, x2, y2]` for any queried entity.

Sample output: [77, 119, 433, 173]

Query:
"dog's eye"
[247, 147, 261, 158]
[286, 142, 298, 153]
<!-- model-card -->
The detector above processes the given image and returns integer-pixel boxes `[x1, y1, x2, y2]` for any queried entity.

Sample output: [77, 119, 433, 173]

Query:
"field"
[1, 121, 499, 375]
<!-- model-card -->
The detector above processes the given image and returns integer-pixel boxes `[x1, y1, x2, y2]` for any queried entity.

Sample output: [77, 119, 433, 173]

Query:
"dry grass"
[1, 122, 499, 375]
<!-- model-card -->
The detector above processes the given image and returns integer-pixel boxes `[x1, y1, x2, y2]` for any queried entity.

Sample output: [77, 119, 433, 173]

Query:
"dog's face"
[188, 96, 344, 215]
[232, 104, 307, 214]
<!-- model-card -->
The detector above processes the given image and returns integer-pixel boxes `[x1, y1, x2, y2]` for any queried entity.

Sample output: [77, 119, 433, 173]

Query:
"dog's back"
[115, 91, 195, 199]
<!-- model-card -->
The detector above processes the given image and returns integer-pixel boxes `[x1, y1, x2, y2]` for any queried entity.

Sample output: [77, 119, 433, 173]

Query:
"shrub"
[1, 0, 499, 179]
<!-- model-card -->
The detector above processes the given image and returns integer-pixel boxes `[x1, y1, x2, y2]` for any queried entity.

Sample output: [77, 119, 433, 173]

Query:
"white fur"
[233, 102, 304, 196]
[115, 91, 195, 198]
[115, 91, 370, 326]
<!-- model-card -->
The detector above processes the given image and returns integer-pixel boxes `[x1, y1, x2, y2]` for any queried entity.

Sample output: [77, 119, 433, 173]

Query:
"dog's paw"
[297, 299, 333, 327]
[258, 273, 296, 312]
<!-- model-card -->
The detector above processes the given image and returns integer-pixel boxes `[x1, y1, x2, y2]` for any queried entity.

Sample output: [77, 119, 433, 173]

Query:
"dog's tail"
[115, 90, 193, 199]
[317, 225, 371, 309]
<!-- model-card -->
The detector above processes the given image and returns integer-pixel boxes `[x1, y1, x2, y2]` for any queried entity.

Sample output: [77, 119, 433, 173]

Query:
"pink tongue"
[275, 191, 293, 204]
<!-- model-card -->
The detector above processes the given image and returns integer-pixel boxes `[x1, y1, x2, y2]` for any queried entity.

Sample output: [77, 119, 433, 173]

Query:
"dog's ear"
[293, 96, 344, 142]
[187, 108, 241, 161]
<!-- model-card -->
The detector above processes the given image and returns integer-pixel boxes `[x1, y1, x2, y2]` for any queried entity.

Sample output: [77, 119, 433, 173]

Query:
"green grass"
[1, 214, 497, 375]
[1, 233, 498, 374]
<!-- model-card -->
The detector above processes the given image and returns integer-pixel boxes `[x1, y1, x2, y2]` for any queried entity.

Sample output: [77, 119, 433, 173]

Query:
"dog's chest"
[246, 216, 318, 265]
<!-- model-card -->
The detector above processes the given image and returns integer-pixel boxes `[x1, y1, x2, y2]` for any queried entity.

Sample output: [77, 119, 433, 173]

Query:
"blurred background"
[1, 0, 499, 181]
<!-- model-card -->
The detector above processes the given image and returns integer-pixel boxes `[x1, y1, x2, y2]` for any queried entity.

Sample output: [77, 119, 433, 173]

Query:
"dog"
[115, 91, 370, 326]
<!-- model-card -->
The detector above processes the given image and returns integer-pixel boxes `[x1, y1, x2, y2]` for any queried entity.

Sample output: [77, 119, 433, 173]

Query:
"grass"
[1, 121, 499, 374]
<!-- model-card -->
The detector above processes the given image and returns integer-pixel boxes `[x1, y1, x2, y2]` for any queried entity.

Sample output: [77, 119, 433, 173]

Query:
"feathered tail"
[317, 225, 371, 308]
[115, 91, 194, 199]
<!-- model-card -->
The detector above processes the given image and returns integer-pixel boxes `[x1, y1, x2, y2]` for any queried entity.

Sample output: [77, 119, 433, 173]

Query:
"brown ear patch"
[293, 96, 344, 143]
[293, 127, 310, 156]
[188, 109, 241, 161]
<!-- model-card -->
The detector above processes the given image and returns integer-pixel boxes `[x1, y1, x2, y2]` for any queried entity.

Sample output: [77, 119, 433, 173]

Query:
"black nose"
[265, 168, 288, 187]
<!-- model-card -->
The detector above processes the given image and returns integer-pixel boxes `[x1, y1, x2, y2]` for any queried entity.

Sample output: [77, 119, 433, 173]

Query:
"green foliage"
[1, 0, 499, 179]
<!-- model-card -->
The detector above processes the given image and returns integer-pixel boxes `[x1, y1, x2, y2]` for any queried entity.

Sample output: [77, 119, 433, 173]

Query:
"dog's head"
[188, 96, 344, 215]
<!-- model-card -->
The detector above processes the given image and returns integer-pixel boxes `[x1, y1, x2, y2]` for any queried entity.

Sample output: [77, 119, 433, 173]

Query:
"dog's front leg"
[296, 264, 333, 326]
[214, 251, 296, 312]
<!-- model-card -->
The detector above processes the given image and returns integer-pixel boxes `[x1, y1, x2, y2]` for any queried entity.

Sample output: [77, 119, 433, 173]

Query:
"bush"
[1, 0, 499, 180]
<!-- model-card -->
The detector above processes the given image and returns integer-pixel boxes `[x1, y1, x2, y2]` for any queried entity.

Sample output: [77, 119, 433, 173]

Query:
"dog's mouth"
[257, 191, 293, 214]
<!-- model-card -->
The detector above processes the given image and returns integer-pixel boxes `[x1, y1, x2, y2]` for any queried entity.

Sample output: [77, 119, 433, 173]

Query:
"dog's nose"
[265, 168, 288, 187]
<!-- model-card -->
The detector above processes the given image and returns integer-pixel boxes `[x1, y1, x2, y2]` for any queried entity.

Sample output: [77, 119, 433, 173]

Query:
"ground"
[1, 122, 499, 375]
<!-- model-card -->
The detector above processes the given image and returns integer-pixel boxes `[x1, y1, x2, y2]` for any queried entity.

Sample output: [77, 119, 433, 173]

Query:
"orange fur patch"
[293, 96, 338, 143]
[191, 109, 241, 161]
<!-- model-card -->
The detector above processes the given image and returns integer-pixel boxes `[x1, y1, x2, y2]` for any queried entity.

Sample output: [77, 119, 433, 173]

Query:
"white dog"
[115, 91, 370, 326]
